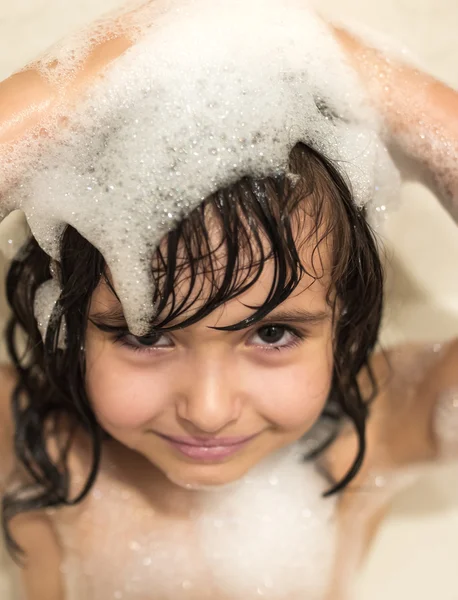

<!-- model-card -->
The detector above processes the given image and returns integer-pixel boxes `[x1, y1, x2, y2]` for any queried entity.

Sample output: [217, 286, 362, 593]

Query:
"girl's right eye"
[114, 332, 174, 352]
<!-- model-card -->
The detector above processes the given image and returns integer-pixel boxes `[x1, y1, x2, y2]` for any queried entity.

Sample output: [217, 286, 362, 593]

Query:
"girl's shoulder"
[366, 337, 458, 439]
[322, 338, 458, 583]
[323, 337, 458, 485]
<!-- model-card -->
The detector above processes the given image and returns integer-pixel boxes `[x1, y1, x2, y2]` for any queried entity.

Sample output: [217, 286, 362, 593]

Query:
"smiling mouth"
[153, 432, 261, 461]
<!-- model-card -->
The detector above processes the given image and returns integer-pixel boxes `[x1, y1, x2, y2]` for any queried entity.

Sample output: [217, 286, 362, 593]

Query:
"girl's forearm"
[334, 27, 458, 222]
[375, 61, 458, 221]
[0, 34, 132, 142]
[0, 35, 132, 213]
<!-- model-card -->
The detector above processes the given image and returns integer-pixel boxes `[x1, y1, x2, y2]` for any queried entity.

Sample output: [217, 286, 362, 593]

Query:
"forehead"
[90, 175, 338, 329]
[92, 187, 337, 328]
[90, 269, 330, 331]
[90, 215, 333, 329]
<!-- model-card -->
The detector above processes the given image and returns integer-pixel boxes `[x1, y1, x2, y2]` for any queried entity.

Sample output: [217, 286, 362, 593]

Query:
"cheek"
[252, 343, 333, 430]
[85, 349, 168, 430]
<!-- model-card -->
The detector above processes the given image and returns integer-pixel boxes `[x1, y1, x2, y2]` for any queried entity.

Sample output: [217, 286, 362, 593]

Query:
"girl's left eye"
[248, 325, 304, 351]
[115, 332, 173, 352]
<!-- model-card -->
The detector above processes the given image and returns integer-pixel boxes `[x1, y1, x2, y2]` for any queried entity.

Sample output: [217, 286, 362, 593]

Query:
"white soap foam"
[34, 275, 67, 348]
[0, 0, 401, 337]
[194, 441, 337, 599]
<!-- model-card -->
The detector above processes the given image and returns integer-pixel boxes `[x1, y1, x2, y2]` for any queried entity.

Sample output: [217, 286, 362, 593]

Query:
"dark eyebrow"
[210, 307, 331, 332]
[257, 308, 330, 326]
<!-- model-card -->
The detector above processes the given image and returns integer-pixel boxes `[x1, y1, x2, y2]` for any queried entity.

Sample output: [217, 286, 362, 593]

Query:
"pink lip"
[156, 433, 260, 461]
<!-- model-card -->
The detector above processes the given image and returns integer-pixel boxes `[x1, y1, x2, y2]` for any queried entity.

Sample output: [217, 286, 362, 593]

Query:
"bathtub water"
[0, 0, 457, 598]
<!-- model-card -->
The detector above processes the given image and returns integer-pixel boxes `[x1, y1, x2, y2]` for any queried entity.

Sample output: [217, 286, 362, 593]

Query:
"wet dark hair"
[2, 142, 383, 557]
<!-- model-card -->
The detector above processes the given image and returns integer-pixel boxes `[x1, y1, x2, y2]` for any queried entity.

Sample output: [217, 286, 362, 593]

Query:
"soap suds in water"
[1, 0, 401, 338]
[53, 438, 338, 599]
[194, 442, 337, 599]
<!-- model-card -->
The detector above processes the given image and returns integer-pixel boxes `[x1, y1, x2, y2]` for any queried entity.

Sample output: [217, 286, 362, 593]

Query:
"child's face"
[85, 228, 334, 489]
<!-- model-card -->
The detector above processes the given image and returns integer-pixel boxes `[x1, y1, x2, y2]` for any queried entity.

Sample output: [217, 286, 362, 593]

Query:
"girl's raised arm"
[0, 34, 132, 216]
[0, 33, 132, 142]
[333, 26, 458, 223]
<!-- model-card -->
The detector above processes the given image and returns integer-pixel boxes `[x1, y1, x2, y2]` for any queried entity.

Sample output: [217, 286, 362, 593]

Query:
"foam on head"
[1, 0, 400, 338]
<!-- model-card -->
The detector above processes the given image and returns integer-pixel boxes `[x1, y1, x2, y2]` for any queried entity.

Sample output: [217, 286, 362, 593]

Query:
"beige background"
[0, 0, 458, 598]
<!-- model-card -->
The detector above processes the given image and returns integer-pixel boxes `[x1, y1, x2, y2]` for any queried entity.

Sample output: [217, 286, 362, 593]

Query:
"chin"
[164, 460, 251, 491]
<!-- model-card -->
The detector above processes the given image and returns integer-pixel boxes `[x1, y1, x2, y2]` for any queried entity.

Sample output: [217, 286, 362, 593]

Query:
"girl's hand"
[332, 25, 458, 223]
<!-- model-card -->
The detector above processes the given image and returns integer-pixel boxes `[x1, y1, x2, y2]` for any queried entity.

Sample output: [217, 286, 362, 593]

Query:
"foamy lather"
[51, 440, 337, 600]
[1, 0, 400, 339]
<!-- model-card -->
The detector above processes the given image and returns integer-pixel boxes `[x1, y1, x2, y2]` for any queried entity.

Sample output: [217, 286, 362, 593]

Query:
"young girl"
[0, 1, 457, 599]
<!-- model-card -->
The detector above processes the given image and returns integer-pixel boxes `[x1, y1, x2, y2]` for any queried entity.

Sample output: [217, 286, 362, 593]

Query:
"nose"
[176, 355, 241, 434]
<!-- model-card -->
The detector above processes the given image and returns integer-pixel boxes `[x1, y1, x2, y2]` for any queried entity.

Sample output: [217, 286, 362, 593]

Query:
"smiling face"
[84, 204, 335, 489]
